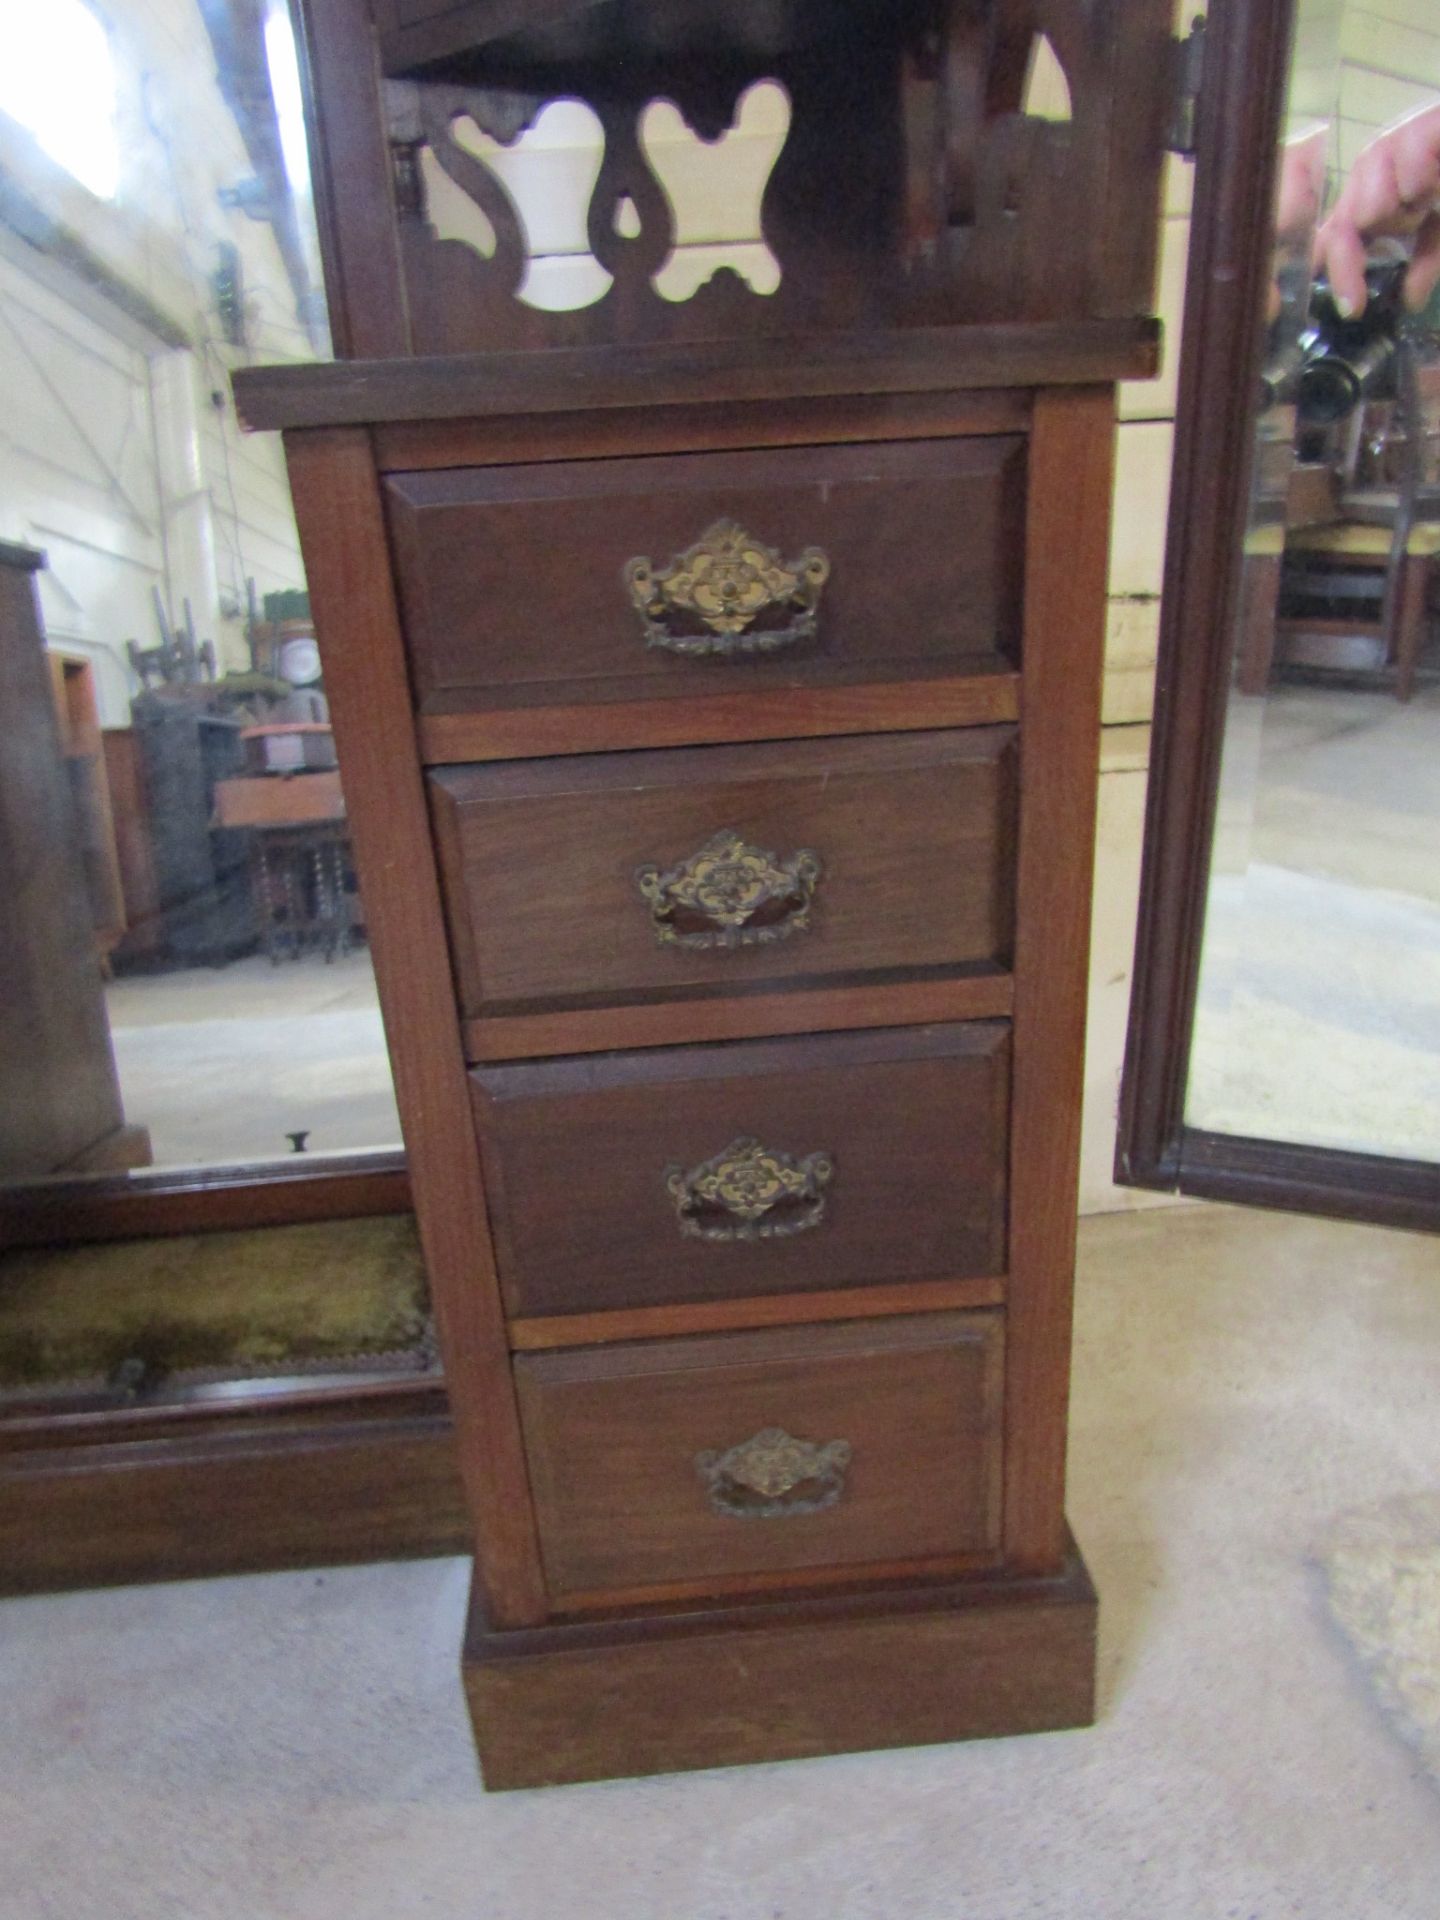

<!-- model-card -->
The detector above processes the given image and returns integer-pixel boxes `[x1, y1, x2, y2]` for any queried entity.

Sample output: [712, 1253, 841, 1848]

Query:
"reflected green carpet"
[0, 1214, 429, 1390]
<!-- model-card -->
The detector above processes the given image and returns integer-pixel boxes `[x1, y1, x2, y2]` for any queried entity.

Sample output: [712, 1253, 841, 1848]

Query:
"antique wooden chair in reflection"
[1243, 344, 1440, 701]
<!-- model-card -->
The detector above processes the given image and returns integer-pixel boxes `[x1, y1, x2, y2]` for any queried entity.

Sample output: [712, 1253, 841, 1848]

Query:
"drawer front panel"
[473, 1023, 1009, 1318]
[387, 438, 1024, 712]
[515, 1312, 1005, 1600]
[431, 728, 1016, 1021]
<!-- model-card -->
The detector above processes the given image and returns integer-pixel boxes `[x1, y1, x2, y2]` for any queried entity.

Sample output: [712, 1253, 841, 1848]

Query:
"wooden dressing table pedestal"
[236, 0, 1174, 1788]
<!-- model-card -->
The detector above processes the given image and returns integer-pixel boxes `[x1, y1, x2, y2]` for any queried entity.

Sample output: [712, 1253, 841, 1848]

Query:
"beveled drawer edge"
[548, 1549, 1008, 1619]
[514, 1307, 1003, 1385]
[508, 1274, 1008, 1352]
[465, 972, 1015, 1063]
[415, 670, 1021, 767]
[371, 390, 1034, 472]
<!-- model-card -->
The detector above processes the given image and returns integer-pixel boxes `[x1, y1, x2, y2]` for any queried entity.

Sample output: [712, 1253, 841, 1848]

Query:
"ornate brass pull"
[625, 518, 830, 657]
[696, 1427, 852, 1519]
[636, 829, 821, 951]
[666, 1135, 834, 1242]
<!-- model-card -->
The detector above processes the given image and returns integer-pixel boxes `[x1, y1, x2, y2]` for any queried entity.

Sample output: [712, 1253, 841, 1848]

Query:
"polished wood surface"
[0, 1376, 465, 1594]
[464, 1541, 1097, 1789]
[371, 388, 1033, 471]
[0, 1154, 410, 1252]
[507, 1272, 1007, 1351]
[514, 1311, 1004, 1601]
[386, 438, 1024, 714]
[232, 321, 1162, 430]
[416, 667, 1019, 764]
[1003, 387, 1115, 1574]
[430, 728, 1016, 1020]
[247, 0, 1181, 1783]
[283, 426, 547, 1629]
[474, 1023, 1009, 1317]
[465, 969, 1013, 1062]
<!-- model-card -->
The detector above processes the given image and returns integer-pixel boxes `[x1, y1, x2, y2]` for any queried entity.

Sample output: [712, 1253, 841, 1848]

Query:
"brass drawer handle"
[636, 828, 821, 951]
[625, 518, 830, 658]
[666, 1135, 834, 1243]
[696, 1427, 852, 1519]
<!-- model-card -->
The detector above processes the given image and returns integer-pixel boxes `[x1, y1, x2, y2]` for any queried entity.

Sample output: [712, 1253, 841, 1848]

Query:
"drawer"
[515, 1312, 1005, 1601]
[473, 1023, 1009, 1318]
[385, 438, 1024, 714]
[431, 727, 1016, 1024]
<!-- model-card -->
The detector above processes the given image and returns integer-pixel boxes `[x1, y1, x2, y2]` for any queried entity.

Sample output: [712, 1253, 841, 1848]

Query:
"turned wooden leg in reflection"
[1394, 552, 1431, 705]
[1236, 548, 1284, 696]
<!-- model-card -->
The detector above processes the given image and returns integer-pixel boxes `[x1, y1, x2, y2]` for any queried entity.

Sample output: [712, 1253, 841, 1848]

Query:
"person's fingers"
[1405, 209, 1440, 310]
[1342, 144, 1406, 241]
[1320, 213, 1372, 315]
[1389, 106, 1440, 211]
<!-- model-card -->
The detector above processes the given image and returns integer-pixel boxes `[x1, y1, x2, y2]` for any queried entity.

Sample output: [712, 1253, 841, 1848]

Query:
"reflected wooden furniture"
[0, 544, 150, 1180]
[1269, 520, 1439, 702]
[237, 0, 1178, 1788]
[46, 653, 126, 965]
[214, 768, 358, 962]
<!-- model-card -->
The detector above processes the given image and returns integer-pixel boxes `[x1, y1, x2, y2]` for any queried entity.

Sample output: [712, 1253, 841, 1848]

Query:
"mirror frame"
[1116, 0, 1440, 1232]
[0, 1152, 409, 1250]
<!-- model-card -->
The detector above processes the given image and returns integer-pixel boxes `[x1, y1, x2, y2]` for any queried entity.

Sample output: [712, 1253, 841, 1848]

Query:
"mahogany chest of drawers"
[238, 0, 1174, 1789]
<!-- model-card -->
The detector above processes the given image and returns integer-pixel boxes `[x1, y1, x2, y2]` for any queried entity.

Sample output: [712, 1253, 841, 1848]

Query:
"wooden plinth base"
[463, 1535, 1097, 1790]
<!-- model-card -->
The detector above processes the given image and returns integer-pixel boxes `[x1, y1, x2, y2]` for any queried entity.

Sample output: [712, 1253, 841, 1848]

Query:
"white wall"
[0, 0, 315, 721]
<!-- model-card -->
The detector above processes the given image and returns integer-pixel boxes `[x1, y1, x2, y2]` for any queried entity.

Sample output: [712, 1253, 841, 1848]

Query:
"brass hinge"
[1164, 16, 1207, 159]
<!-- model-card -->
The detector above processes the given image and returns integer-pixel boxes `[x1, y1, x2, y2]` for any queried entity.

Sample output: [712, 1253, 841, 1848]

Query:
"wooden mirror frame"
[0, 1151, 410, 1252]
[1116, 0, 1440, 1233]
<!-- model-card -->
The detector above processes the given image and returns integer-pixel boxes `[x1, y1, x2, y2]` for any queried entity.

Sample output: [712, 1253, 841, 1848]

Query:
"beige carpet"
[1322, 1491, 1440, 1792]
[2, 1203, 1439, 1919]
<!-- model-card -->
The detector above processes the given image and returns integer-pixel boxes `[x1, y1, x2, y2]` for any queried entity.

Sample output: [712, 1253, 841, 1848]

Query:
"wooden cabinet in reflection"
[0, 544, 151, 1180]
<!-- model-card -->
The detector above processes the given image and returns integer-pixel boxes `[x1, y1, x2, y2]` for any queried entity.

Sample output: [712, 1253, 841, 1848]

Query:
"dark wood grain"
[550, 1549, 1005, 1617]
[0, 1376, 465, 1594]
[1177, 1129, 1440, 1233]
[464, 970, 1013, 1061]
[415, 668, 1020, 764]
[464, 1539, 1097, 1789]
[507, 1272, 1007, 1351]
[429, 729, 1017, 1020]
[1003, 386, 1115, 1575]
[370, 389, 1033, 471]
[513, 1311, 1004, 1601]
[0, 1155, 410, 1252]
[231, 321, 1162, 430]
[473, 1023, 1010, 1317]
[385, 438, 1024, 714]
[294, 0, 411, 358]
[282, 425, 546, 1628]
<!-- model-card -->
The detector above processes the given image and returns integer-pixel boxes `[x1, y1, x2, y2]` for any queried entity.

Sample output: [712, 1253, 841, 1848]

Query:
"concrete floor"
[1191, 682, 1440, 1161]
[3, 1201, 1439, 1919]
[105, 948, 400, 1168]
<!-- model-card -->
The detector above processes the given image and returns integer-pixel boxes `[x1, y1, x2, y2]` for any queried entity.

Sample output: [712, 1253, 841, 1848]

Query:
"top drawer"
[384, 438, 1025, 717]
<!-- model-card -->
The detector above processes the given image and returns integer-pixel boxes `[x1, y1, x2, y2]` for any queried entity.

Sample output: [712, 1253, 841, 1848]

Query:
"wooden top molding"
[232, 320, 1162, 432]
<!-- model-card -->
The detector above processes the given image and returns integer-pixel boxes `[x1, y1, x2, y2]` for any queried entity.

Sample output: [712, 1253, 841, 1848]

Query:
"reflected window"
[0, 0, 120, 201]
[0, 1, 402, 1193]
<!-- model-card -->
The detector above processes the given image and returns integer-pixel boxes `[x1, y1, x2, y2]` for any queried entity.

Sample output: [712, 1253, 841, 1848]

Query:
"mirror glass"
[0, 0, 403, 1191]
[1184, 0, 1440, 1164]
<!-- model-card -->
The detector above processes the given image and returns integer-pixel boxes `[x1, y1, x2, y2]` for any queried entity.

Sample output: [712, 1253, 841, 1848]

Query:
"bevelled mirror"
[1120, 0, 1440, 1228]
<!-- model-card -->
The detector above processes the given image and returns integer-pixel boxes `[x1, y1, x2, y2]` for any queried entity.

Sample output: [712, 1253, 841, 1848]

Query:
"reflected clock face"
[278, 634, 322, 685]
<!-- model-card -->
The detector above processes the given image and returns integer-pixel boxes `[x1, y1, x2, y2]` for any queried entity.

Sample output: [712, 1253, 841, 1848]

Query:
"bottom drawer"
[515, 1312, 1004, 1603]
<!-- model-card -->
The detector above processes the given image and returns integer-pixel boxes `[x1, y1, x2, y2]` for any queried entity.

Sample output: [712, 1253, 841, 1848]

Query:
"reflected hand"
[1317, 103, 1440, 316]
